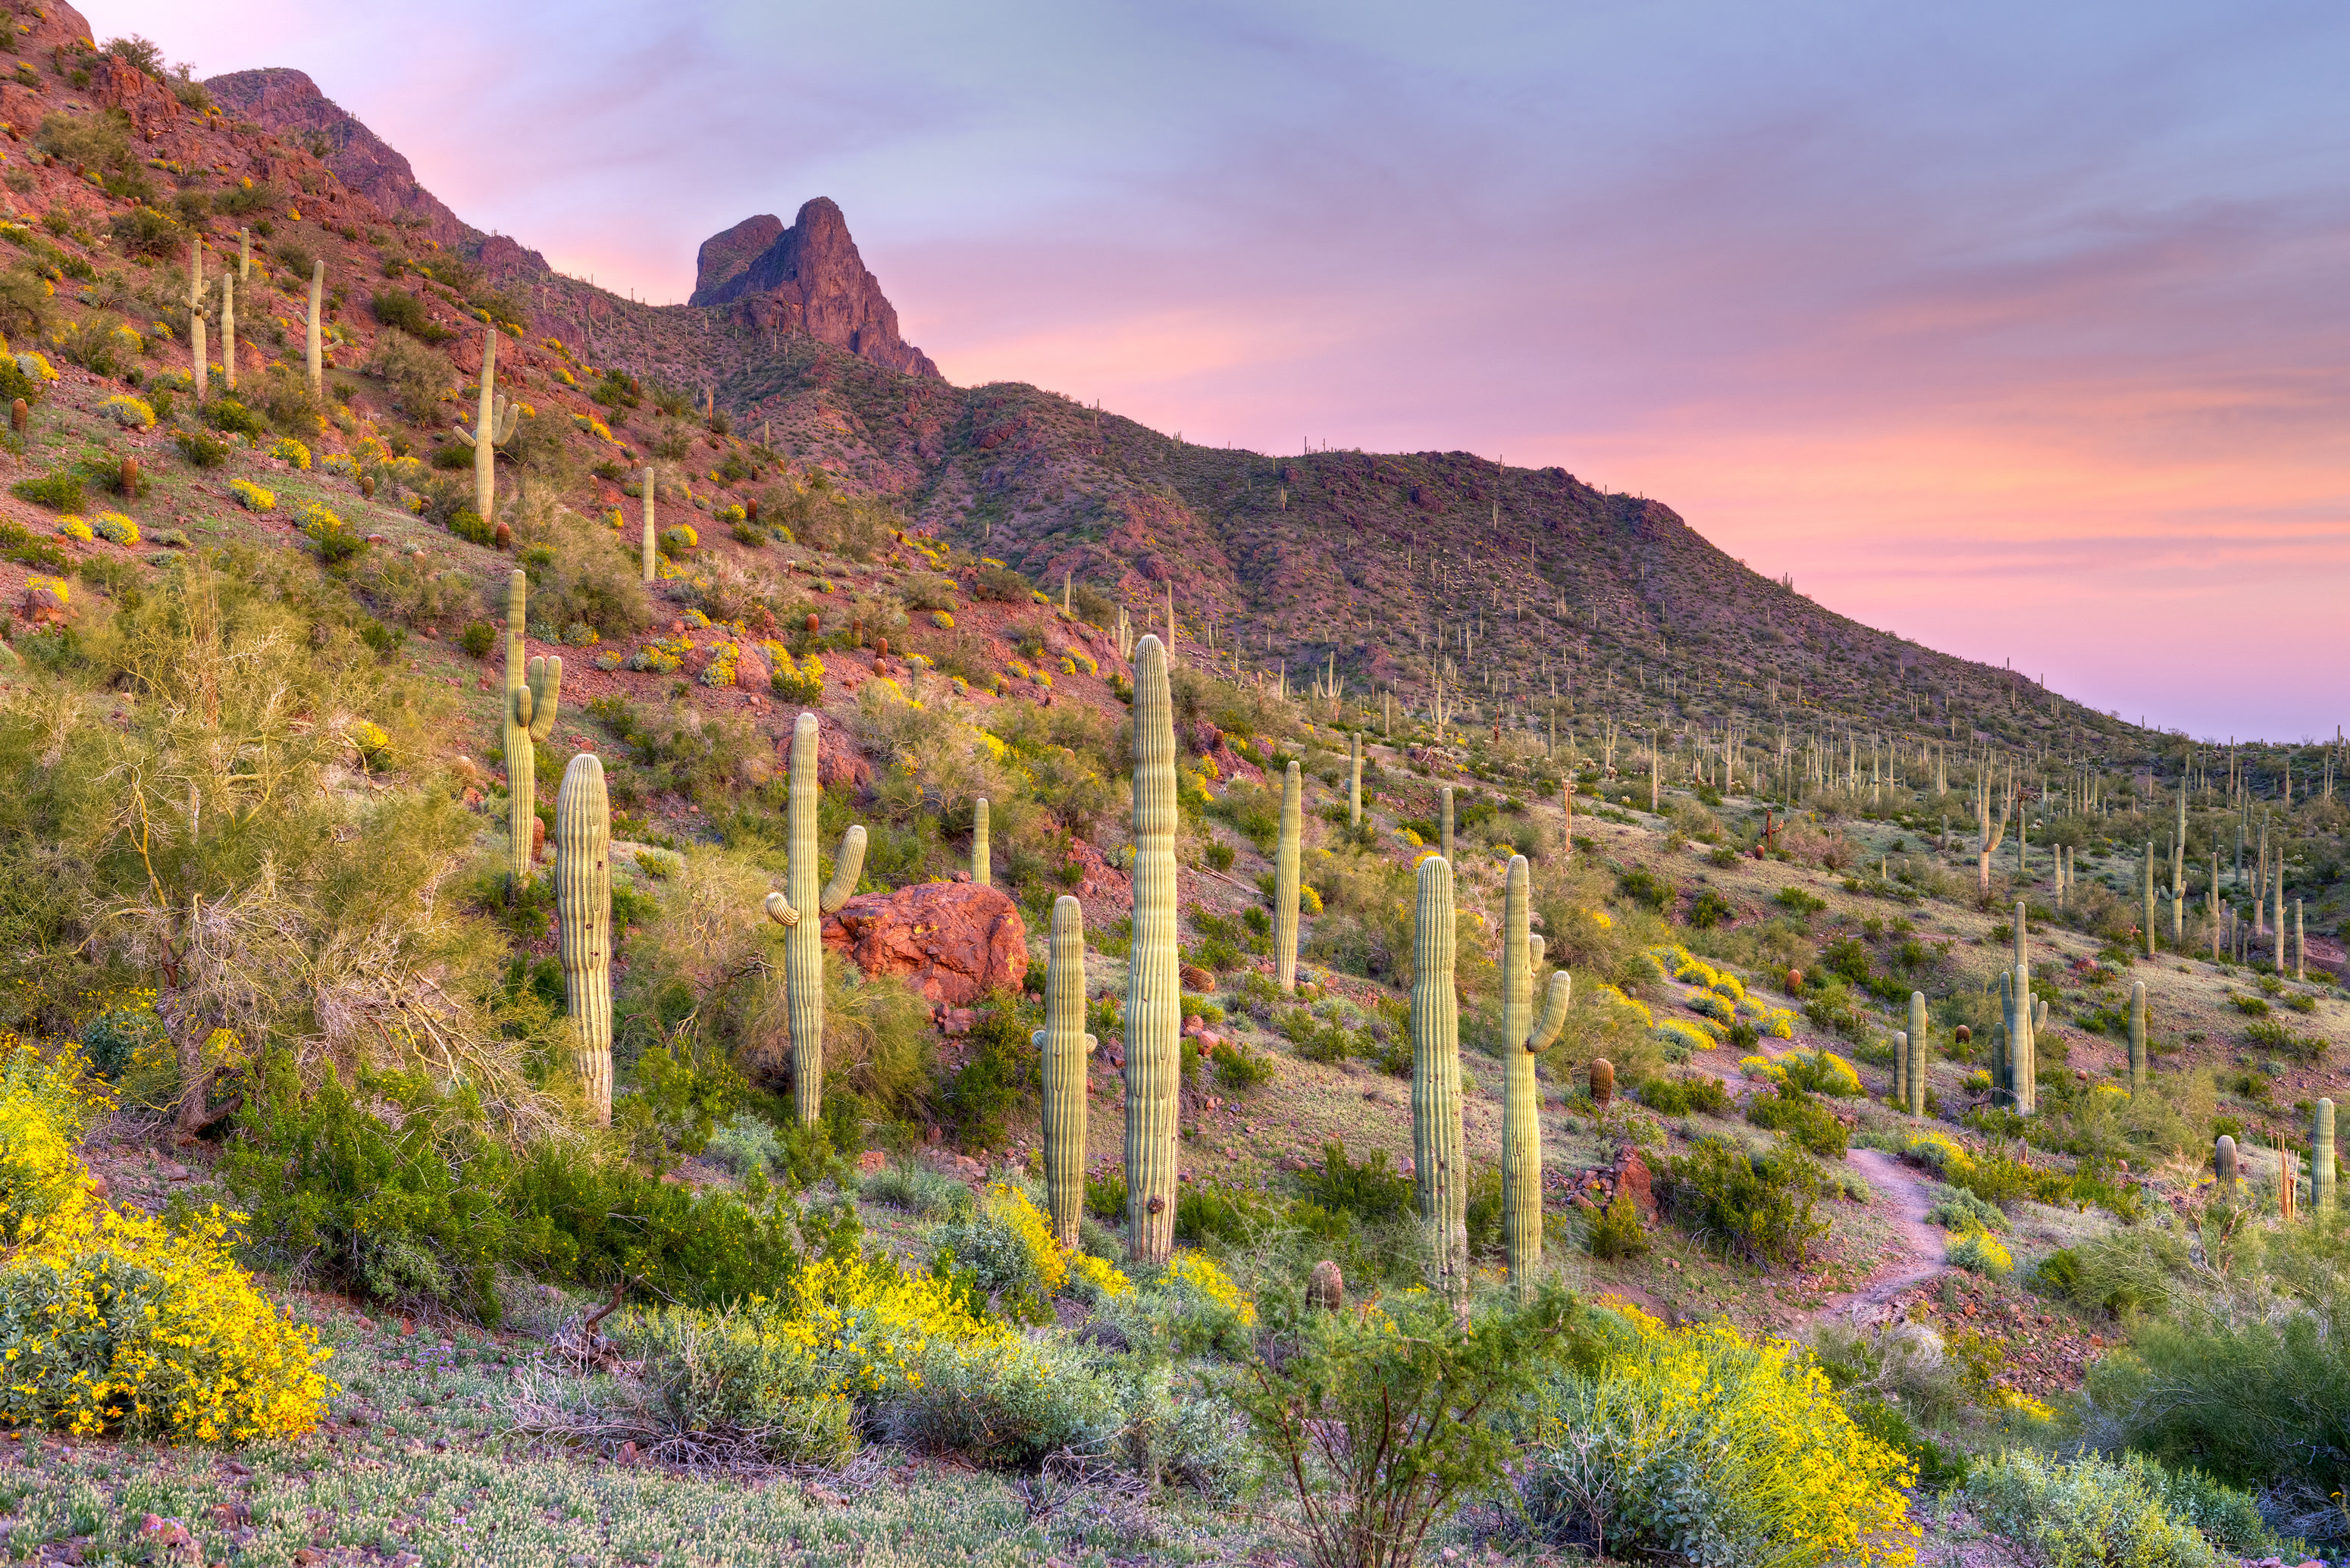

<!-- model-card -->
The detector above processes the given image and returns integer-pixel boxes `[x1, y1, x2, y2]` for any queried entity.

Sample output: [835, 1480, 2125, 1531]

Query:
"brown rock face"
[688, 199, 938, 377]
[1613, 1149, 1656, 1222]
[204, 67, 547, 277]
[822, 881, 1026, 1007]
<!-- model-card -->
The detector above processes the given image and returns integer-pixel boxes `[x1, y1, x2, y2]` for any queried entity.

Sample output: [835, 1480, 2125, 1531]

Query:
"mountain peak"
[689, 199, 937, 377]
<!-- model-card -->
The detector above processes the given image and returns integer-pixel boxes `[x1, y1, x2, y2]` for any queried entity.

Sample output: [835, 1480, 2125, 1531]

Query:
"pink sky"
[111, 0, 2350, 739]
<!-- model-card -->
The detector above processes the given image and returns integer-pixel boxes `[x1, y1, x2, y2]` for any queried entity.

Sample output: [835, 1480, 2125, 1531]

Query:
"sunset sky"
[110, 0, 2350, 742]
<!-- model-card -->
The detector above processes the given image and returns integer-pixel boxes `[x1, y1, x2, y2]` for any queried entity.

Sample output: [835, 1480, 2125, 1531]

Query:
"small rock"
[857, 1150, 887, 1175]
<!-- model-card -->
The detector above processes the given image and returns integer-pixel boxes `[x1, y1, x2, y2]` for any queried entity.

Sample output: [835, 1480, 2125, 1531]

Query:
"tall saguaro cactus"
[641, 466, 657, 582]
[2142, 840, 2156, 959]
[1348, 731, 1363, 827]
[1501, 855, 1571, 1298]
[305, 258, 324, 399]
[2128, 981, 2148, 1094]
[1125, 635, 1181, 1263]
[1039, 896, 1094, 1248]
[221, 271, 237, 392]
[2315, 1098, 2336, 1213]
[760, 713, 870, 1127]
[555, 753, 613, 1124]
[1440, 787, 1455, 862]
[1274, 761, 1302, 992]
[502, 571, 562, 887]
[1907, 991, 1929, 1115]
[971, 797, 992, 887]
[454, 324, 519, 521]
[1412, 855, 1468, 1293]
[187, 237, 207, 403]
[2001, 903, 2035, 1114]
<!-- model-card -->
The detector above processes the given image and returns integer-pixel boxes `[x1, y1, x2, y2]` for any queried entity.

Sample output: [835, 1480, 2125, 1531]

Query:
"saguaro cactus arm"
[763, 890, 799, 926]
[1527, 972, 1572, 1052]
[524, 655, 562, 743]
[819, 825, 868, 913]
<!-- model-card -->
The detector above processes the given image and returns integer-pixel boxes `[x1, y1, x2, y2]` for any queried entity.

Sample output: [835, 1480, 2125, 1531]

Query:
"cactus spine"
[502, 571, 562, 887]
[1274, 760, 1302, 992]
[2214, 1133, 2238, 1192]
[1124, 635, 1182, 1263]
[1440, 786, 1455, 862]
[453, 324, 519, 520]
[641, 465, 656, 582]
[187, 236, 207, 403]
[1502, 855, 1570, 1299]
[2128, 981, 2148, 1094]
[971, 797, 991, 887]
[1348, 731, 1362, 827]
[221, 271, 237, 391]
[555, 753, 613, 1124]
[1039, 895, 1093, 1248]
[1907, 991, 1929, 1115]
[760, 712, 870, 1127]
[305, 258, 324, 399]
[1412, 855, 1468, 1293]
[2315, 1098, 2336, 1213]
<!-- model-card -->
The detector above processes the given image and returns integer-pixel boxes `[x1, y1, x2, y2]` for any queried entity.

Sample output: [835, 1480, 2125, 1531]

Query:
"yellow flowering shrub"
[99, 393, 152, 430]
[270, 437, 312, 469]
[0, 1047, 333, 1444]
[1165, 1253, 1255, 1327]
[230, 478, 275, 512]
[1741, 1053, 1788, 1084]
[1946, 1226, 2012, 1276]
[1520, 1307, 1917, 1566]
[1596, 983, 1653, 1028]
[770, 645, 823, 703]
[55, 516, 92, 543]
[1901, 1131, 1972, 1175]
[700, 642, 740, 688]
[930, 610, 954, 629]
[1655, 1018, 1720, 1055]
[91, 511, 137, 546]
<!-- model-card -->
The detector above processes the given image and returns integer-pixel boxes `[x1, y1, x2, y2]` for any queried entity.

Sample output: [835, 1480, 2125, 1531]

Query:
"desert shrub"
[370, 289, 454, 344]
[885, 1331, 1120, 1466]
[606, 1303, 857, 1464]
[700, 1111, 785, 1179]
[1240, 1285, 1578, 1568]
[370, 326, 456, 415]
[1585, 1191, 1650, 1259]
[11, 470, 80, 512]
[1515, 1307, 1916, 1567]
[1945, 1226, 2012, 1276]
[355, 552, 474, 629]
[1295, 1140, 1415, 1225]
[174, 427, 230, 467]
[1778, 1047, 1863, 1097]
[1964, 1451, 2268, 1567]
[205, 397, 268, 437]
[1923, 1182, 2007, 1233]
[935, 1181, 1130, 1311]
[1662, 1138, 1826, 1268]
[1746, 1085, 1847, 1158]
[1638, 1073, 1731, 1115]
[858, 1163, 970, 1219]
[970, 563, 1032, 602]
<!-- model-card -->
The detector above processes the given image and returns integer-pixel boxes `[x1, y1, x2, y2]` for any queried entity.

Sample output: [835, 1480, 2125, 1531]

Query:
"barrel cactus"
[1274, 760, 1302, 992]
[501, 571, 562, 889]
[1412, 855, 1468, 1293]
[1590, 1058, 1614, 1107]
[1501, 854, 1571, 1298]
[760, 712, 869, 1127]
[555, 753, 613, 1124]
[1038, 895, 1094, 1248]
[1125, 635, 1181, 1263]
[2215, 1134, 2238, 1192]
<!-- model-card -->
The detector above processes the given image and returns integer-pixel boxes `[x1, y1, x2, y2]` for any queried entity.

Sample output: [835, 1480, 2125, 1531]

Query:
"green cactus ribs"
[555, 753, 613, 1125]
[1039, 896, 1093, 1248]
[761, 712, 868, 1128]
[1412, 854, 1467, 1294]
[1125, 634, 1180, 1264]
[502, 571, 562, 894]
[455, 324, 520, 521]
[1274, 761, 1301, 993]
[1500, 853, 1570, 1299]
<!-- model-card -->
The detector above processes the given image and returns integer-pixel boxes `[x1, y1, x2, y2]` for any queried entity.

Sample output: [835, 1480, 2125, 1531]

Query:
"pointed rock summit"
[691, 199, 937, 377]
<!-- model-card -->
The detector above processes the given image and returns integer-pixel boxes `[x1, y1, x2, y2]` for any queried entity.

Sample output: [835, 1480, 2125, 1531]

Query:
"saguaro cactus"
[970, 797, 992, 887]
[221, 271, 237, 392]
[1038, 895, 1094, 1248]
[555, 753, 613, 1124]
[2315, 1099, 2336, 1213]
[760, 712, 870, 1127]
[1349, 731, 1363, 827]
[2005, 903, 2036, 1114]
[641, 465, 657, 583]
[2128, 981, 2148, 1094]
[1501, 854, 1571, 1298]
[1907, 991, 1929, 1115]
[1125, 635, 1181, 1263]
[2143, 840, 2156, 958]
[305, 258, 324, 399]
[2214, 1134, 2238, 1192]
[1891, 1031, 1909, 1106]
[1440, 787, 1455, 862]
[238, 224, 250, 281]
[1274, 761, 1302, 992]
[502, 571, 562, 888]
[1412, 855, 1468, 1293]
[187, 236, 207, 403]
[453, 325, 519, 521]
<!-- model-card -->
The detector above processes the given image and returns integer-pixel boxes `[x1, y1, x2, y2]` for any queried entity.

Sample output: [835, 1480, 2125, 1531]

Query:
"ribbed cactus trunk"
[221, 271, 237, 392]
[1891, 1031, 1909, 1108]
[641, 466, 656, 583]
[1125, 635, 1181, 1263]
[1412, 856, 1468, 1294]
[972, 797, 991, 887]
[555, 753, 613, 1124]
[761, 713, 869, 1128]
[1907, 991, 1929, 1115]
[2315, 1099, 2336, 1213]
[1040, 896, 1091, 1248]
[188, 237, 206, 403]
[1348, 731, 1362, 827]
[305, 258, 324, 399]
[475, 325, 499, 520]
[1500, 855, 1571, 1300]
[1440, 787, 1455, 862]
[502, 571, 561, 889]
[2215, 1134, 2238, 1192]
[2143, 840, 2156, 958]
[2274, 865, 2286, 974]
[2128, 981, 2148, 1094]
[1274, 761, 1302, 992]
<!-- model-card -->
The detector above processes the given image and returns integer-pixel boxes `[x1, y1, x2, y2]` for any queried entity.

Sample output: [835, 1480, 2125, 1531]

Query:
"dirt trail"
[1813, 1146, 1947, 1324]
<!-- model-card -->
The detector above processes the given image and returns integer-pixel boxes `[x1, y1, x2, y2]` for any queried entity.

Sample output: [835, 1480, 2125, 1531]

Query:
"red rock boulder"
[821, 881, 1026, 1006]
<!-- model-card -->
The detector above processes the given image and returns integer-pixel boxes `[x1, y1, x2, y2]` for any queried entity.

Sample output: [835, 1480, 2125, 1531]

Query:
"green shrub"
[1745, 1085, 1847, 1157]
[1965, 1451, 2260, 1567]
[1661, 1138, 1826, 1269]
[174, 427, 230, 468]
[941, 992, 1035, 1150]
[701, 1111, 785, 1179]
[370, 289, 454, 343]
[1585, 1191, 1649, 1259]
[459, 621, 495, 659]
[10, 471, 80, 512]
[1294, 1140, 1414, 1225]
[450, 508, 497, 546]
[611, 1304, 856, 1464]
[1923, 1182, 2007, 1233]
[860, 1163, 970, 1219]
[203, 398, 266, 437]
[968, 563, 1031, 602]
[882, 1334, 1118, 1467]
[1687, 887, 1735, 929]
[1638, 1074, 1731, 1115]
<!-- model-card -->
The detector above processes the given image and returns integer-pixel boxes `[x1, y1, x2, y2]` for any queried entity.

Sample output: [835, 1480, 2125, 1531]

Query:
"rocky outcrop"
[821, 880, 1026, 1007]
[688, 199, 938, 377]
[203, 67, 547, 277]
